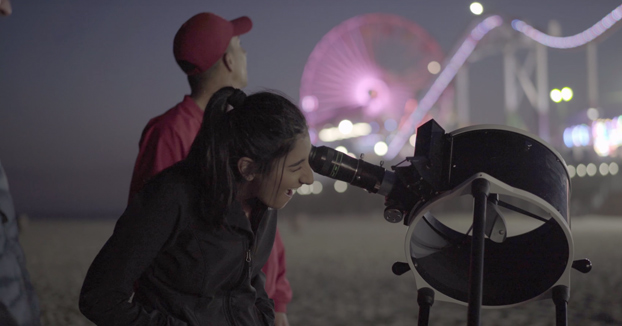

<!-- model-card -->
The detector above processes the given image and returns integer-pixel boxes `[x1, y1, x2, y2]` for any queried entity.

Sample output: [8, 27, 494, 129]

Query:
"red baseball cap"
[173, 12, 252, 75]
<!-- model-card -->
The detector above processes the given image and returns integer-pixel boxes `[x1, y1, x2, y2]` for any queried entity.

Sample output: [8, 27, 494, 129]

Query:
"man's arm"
[270, 228, 293, 312]
[270, 229, 292, 326]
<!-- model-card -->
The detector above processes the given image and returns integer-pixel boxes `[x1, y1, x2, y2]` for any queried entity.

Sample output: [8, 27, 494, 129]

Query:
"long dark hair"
[185, 87, 308, 228]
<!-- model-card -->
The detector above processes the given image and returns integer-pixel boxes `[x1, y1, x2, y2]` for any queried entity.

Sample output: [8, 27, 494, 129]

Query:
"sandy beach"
[19, 213, 622, 326]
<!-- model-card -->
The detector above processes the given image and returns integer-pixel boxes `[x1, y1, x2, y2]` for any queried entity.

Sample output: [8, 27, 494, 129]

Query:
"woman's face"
[254, 133, 314, 209]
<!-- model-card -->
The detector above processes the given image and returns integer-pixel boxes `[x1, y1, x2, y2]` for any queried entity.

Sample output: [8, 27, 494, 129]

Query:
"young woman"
[79, 87, 314, 326]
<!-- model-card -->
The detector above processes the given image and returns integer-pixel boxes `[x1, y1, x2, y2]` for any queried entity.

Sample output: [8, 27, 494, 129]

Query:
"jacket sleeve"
[128, 122, 185, 203]
[79, 180, 187, 326]
[252, 270, 275, 326]
[269, 229, 292, 313]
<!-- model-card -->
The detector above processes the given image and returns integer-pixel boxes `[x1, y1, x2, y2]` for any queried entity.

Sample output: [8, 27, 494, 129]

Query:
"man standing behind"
[128, 12, 292, 326]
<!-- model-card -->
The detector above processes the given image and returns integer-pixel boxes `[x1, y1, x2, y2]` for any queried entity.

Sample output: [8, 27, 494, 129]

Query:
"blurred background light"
[587, 108, 599, 120]
[550, 89, 562, 103]
[427, 61, 441, 74]
[384, 119, 397, 132]
[311, 181, 323, 194]
[318, 123, 372, 142]
[470, 2, 484, 15]
[576, 164, 587, 177]
[301, 95, 318, 112]
[599, 163, 609, 176]
[586, 163, 597, 176]
[561, 87, 574, 101]
[297, 184, 311, 195]
[374, 141, 388, 156]
[334, 180, 348, 193]
[338, 120, 353, 134]
[409, 134, 417, 147]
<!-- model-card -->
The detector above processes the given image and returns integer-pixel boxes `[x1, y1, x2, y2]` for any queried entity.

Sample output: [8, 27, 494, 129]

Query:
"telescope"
[309, 119, 591, 326]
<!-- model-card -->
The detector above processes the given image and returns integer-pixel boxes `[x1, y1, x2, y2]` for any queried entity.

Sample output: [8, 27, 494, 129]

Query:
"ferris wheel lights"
[427, 61, 441, 74]
[561, 87, 574, 101]
[550, 89, 563, 103]
[301, 95, 318, 112]
[354, 77, 391, 116]
[470, 2, 484, 15]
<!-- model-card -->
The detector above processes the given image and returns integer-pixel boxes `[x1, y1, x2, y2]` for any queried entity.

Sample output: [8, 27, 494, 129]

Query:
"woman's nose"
[301, 165, 314, 185]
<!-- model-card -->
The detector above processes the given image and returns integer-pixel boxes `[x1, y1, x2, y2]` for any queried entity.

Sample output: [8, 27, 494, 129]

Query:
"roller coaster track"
[386, 4, 622, 159]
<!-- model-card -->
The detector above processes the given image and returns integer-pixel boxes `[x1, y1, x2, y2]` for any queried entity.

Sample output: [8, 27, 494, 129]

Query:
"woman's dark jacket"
[79, 162, 276, 326]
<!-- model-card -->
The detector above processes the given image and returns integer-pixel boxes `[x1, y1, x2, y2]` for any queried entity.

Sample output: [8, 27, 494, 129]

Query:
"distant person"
[0, 167, 41, 326]
[0, 0, 12, 16]
[128, 12, 293, 325]
[0, 162, 41, 326]
[1, 4, 42, 326]
[79, 87, 314, 325]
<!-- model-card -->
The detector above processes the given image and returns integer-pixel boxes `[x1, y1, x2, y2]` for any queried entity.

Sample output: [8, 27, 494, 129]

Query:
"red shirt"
[128, 95, 292, 312]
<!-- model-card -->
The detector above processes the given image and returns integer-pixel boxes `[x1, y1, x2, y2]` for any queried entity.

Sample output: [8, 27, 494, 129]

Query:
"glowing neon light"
[511, 5, 622, 48]
[386, 5, 622, 159]
[386, 15, 503, 158]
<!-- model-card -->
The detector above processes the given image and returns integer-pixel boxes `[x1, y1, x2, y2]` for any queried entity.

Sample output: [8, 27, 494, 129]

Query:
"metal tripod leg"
[552, 285, 569, 326]
[467, 178, 490, 326]
[417, 287, 435, 326]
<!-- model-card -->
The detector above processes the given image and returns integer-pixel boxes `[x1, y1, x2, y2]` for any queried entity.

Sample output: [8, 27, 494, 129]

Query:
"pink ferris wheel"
[300, 13, 451, 156]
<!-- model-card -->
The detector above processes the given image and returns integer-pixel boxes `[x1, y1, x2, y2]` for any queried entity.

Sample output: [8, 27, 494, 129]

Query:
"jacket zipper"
[225, 242, 253, 326]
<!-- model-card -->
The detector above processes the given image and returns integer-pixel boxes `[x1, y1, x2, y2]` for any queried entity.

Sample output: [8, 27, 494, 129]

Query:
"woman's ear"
[237, 157, 255, 181]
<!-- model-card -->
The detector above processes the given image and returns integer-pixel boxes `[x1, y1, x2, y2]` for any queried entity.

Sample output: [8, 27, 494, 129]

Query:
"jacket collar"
[224, 199, 270, 236]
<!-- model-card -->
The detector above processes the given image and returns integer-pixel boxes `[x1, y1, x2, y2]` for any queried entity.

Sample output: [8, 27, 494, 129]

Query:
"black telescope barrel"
[309, 145, 390, 194]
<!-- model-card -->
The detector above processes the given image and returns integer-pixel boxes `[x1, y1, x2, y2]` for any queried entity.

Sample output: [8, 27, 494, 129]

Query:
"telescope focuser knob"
[392, 261, 411, 276]
[572, 258, 592, 273]
[384, 207, 404, 223]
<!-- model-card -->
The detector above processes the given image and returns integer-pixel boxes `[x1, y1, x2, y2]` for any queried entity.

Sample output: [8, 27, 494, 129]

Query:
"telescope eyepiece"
[309, 145, 394, 196]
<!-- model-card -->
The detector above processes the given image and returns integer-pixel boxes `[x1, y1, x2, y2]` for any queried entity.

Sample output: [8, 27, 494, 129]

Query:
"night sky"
[1, 0, 621, 217]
